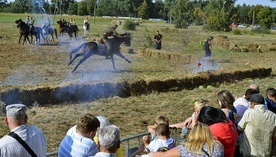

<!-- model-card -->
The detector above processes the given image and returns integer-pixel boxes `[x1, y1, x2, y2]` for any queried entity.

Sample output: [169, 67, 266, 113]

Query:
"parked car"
[271, 26, 276, 30]
[252, 25, 261, 30]
[237, 24, 247, 28]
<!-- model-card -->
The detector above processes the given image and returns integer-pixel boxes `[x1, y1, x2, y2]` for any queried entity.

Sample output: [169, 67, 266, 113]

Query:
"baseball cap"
[6, 104, 27, 116]
[249, 93, 264, 104]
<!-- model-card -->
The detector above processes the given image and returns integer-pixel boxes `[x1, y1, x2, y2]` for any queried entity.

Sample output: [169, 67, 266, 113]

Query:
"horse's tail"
[70, 43, 86, 60]
[54, 28, 58, 39]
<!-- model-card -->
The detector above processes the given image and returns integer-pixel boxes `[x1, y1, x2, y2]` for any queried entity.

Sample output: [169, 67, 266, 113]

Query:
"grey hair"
[96, 116, 110, 128]
[97, 125, 120, 151]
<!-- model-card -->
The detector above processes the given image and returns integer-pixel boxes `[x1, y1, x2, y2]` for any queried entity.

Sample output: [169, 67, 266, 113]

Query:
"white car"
[237, 24, 247, 28]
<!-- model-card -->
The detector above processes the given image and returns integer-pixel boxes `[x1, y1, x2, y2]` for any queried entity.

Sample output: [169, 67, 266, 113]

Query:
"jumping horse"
[41, 24, 58, 42]
[15, 19, 42, 45]
[56, 20, 78, 39]
[68, 32, 131, 73]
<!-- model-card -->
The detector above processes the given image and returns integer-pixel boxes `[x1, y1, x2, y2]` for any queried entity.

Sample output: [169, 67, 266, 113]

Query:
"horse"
[41, 24, 58, 42]
[56, 21, 78, 39]
[83, 22, 90, 37]
[15, 19, 41, 45]
[68, 32, 131, 73]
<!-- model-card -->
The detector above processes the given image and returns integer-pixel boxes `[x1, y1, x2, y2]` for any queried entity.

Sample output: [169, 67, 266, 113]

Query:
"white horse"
[83, 22, 90, 37]
[41, 24, 58, 42]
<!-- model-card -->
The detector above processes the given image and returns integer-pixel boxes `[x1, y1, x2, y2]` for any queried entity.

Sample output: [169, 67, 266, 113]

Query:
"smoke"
[191, 56, 220, 73]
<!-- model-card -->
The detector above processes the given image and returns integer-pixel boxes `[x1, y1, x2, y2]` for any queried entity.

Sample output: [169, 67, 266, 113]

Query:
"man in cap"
[238, 93, 276, 156]
[0, 104, 47, 157]
[204, 36, 213, 57]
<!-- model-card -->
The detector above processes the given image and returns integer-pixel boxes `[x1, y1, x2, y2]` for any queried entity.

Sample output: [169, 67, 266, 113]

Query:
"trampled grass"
[0, 13, 275, 153]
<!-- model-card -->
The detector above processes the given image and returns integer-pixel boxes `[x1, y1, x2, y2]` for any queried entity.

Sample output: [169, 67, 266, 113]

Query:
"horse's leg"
[69, 53, 83, 65]
[18, 34, 22, 44]
[115, 52, 132, 63]
[110, 55, 116, 70]
[71, 53, 93, 73]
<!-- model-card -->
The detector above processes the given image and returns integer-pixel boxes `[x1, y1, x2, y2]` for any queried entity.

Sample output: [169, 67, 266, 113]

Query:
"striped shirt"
[58, 125, 99, 157]
[0, 125, 47, 157]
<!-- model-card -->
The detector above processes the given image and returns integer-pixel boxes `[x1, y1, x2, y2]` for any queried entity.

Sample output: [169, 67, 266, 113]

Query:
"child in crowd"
[131, 124, 175, 157]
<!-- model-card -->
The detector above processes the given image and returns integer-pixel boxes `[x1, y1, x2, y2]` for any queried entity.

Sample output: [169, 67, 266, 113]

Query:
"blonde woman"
[148, 123, 224, 157]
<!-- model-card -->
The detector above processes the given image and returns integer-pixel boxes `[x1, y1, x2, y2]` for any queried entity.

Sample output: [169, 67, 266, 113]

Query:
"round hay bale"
[269, 43, 276, 51]
[248, 44, 259, 52]
[240, 46, 249, 52]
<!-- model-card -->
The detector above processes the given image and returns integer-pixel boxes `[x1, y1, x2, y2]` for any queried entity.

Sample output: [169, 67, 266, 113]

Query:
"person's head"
[76, 113, 100, 138]
[266, 87, 276, 99]
[97, 125, 120, 153]
[185, 123, 219, 154]
[156, 30, 159, 34]
[96, 115, 110, 128]
[244, 88, 259, 100]
[217, 90, 235, 111]
[198, 106, 229, 126]
[193, 98, 208, 112]
[155, 115, 169, 126]
[249, 93, 265, 108]
[248, 84, 260, 93]
[5, 104, 28, 130]
[156, 124, 170, 138]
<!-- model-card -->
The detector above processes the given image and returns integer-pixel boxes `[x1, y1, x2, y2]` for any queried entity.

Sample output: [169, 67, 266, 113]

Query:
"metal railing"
[46, 128, 179, 157]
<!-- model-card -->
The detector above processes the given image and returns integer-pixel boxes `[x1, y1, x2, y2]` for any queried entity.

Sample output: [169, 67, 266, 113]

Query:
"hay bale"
[269, 43, 276, 51]
[230, 46, 241, 52]
[248, 44, 259, 52]
[240, 46, 249, 52]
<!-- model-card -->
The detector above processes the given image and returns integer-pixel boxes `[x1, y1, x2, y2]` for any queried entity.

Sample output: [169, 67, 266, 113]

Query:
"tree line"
[0, 0, 275, 31]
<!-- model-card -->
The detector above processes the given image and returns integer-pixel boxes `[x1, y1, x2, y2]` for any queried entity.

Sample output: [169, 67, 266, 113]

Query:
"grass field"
[0, 13, 275, 153]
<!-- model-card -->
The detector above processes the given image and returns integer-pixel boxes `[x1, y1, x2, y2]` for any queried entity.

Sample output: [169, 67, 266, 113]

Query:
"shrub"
[232, 29, 241, 35]
[123, 20, 136, 31]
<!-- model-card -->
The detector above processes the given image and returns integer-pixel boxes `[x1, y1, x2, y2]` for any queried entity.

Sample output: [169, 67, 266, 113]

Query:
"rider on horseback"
[61, 18, 67, 27]
[102, 24, 124, 59]
[28, 17, 35, 33]
[84, 17, 90, 30]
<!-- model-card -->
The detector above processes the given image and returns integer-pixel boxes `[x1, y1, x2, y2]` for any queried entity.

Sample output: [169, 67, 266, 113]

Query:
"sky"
[5, 0, 276, 8]
[235, 0, 276, 8]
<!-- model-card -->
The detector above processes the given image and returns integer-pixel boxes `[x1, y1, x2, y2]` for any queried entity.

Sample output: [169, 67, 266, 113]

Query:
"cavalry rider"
[44, 17, 51, 28]
[25, 16, 30, 24]
[61, 18, 67, 27]
[28, 17, 35, 32]
[102, 24, 124, 59]
[83, 17, 90, 30]
[69, 18, 76, 26]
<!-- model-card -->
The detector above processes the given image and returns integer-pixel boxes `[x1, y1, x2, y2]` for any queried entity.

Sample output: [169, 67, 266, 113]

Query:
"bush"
[232, 29, 241, 35]
[123, 20, 136, 31]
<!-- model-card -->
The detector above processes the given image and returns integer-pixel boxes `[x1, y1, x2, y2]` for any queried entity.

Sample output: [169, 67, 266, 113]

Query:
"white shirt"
[0, 124, 47, 157]
[146, 137, 175, 152]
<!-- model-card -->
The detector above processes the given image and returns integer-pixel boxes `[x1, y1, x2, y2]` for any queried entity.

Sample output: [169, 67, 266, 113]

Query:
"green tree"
[257, 6, 272, 29]
[193, 7, 204, 25]
[171, 0, 190, 28]
[248, 5, 263, 24]
[137, 0, 148, 19]
[68, 1, 78, 15]
[204, 0, 235, 31]
[78, 0, 88, 16]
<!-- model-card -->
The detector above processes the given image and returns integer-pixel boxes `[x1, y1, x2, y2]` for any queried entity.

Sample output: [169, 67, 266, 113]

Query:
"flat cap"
[249, 93, 264, 104]
[6, 104, 27, 116]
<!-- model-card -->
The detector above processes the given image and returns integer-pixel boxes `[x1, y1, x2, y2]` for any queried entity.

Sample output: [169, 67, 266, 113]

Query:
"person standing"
[0, 104, 47, 157]
[204, 36, 213, 57]
[238, 93, 276, 157]
[154, 30, 163, 50]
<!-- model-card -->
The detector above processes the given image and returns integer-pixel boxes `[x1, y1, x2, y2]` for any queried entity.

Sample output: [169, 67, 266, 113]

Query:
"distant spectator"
[0, 104, 47, 157]
[148, 123, 224, 157]
[192, 106, 238, 157]
[58, 113, 100, 157]
[154, 30, 163, 50]
[265, 87, 276, 114]
[169, 99, 208, 129]
[248, 83, 260, 92]
[238, 93, 276, 156]
[93, 125, 121, 157]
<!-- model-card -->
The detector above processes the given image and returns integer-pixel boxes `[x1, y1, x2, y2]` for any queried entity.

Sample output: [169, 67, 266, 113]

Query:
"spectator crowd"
[0, 84, 275, 157]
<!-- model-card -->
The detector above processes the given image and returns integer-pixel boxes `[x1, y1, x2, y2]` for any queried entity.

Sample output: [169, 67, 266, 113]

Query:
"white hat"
[6, 104, 27, 116]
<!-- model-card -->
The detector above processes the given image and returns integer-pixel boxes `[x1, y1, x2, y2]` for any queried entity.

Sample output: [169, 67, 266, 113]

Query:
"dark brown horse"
[68, 32, 131, 73]
[56, 20, 78, 39]
[15, 19, 42, 45]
